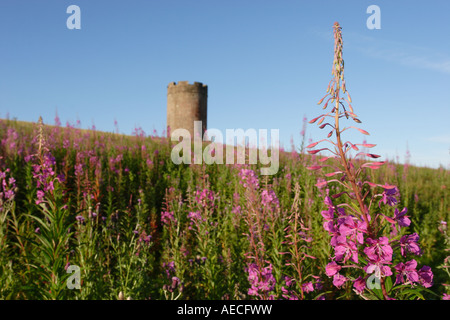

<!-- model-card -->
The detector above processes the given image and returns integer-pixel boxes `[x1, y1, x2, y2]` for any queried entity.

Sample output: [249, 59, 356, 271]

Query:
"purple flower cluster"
[394, 260, 433, 288]
[363, 236, 393, 278]
[246, 263, 276, 299]
[322, 195, 367, 272]
[0, 168, 16, 211]
[161, 210, 176, 225]
[1, 128, 23, 155]
[187, 211, 204, 223]
[280, 277, 299, 300]
[187, 210, 209, 232]
[163, 261, 176, 279]
[132, 228, 152, 257]
[194, 188, 215, 207]
[163, 276, 183, 294]
[238, 169, 259, 189]
[399, 233, 422, 256]
[322, 186, 434, 296]
[378, 186, 399, 208]
[261, 189, 279, 209]
[32, 152, 61, 204]
[280, 276, 318, 300]
[74, 162, 84, 178]
[161, 261, 184, 294]
[392, 207, 411, 229]
[109, 154, 123, 174]
[0, 169, 16, 199]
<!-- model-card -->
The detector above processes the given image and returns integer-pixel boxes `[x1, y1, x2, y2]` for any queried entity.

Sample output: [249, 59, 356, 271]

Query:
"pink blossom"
[417, 265, 433, 288]
[187, 211, 204, 223]
[321, 206, 334, 221]
[339, 215, 367, 244]
[238, 169, 259, 189]
[161, 211, 176, 225]
[353, 276, 366, 294]
[325, 261, 341, 277]
[394, 207, 411, 227]
[302, 282, 314, 293]
[399, 233, 422, 256]
[332, 273, 347, 288]
[246, 263, 276, 298]
[364, 237, 393, 263]
[394, 260, 419, 285]
[261, 189, 280, 208]
[36, 190, 45, 204]
[364, 262, 393, 277]
[334, 238, 358, 263]
[378, 187, 399, 207]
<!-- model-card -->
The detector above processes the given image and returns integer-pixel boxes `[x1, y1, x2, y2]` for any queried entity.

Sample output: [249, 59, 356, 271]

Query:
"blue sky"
[1, 0, 449, 169]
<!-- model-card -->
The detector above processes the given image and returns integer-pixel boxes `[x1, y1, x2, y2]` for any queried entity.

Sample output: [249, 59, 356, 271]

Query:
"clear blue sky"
[1, 0, 449, 168]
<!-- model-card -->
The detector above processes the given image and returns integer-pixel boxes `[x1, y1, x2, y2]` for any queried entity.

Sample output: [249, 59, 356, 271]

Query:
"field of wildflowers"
[0, 23, 448, 300]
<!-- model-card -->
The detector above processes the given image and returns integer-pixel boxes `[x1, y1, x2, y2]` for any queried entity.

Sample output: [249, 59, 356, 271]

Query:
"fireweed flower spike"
[307, 22, 433, 300]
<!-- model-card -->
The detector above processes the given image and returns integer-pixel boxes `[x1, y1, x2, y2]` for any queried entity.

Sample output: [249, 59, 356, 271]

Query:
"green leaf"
[313, 291, 332, 300]
[402, 288, 425, 300]
[372, 287, 384, 300]
[391, 284, 412, 291]
[385, 276, 393, 293]
[362, 292, 380, 300]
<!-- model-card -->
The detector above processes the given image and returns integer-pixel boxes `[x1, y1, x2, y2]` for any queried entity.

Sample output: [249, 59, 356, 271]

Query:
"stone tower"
[167, 81, 208, 138]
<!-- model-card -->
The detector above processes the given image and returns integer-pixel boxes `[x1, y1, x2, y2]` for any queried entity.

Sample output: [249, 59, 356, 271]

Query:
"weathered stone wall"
[167, 81, 207, 138]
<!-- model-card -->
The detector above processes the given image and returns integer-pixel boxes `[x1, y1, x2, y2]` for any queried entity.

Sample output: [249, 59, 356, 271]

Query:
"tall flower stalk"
[27, 117, 74, 299]
[307, 22, 434, 300]
[0, 166, 17, 297]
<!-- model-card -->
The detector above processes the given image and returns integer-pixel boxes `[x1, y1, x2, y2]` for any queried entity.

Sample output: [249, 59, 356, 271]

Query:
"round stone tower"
[167, 81, 208, 138]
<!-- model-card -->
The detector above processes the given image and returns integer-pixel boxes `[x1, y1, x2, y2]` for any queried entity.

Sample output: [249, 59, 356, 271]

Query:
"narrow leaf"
[356, 152, 381, 159]
[379, 184, 397, 190]
[306, 141, 320, 149]
[363, 181, 379, 188]
[325, 171, 342, 177]
[382, 215, 396, 224]
[361, 161, 386, 169]
[315, 180, 328, 187]
[307, 165, 323, 171]
[309, 116, 321, 124]
[349, 126, 370, 135]
[319, 156, 333, 162]
[357, 143, 377, 148]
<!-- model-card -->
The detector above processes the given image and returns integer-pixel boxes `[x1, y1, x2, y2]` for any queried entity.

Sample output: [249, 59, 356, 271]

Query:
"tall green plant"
[307, 22, 436, 300]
